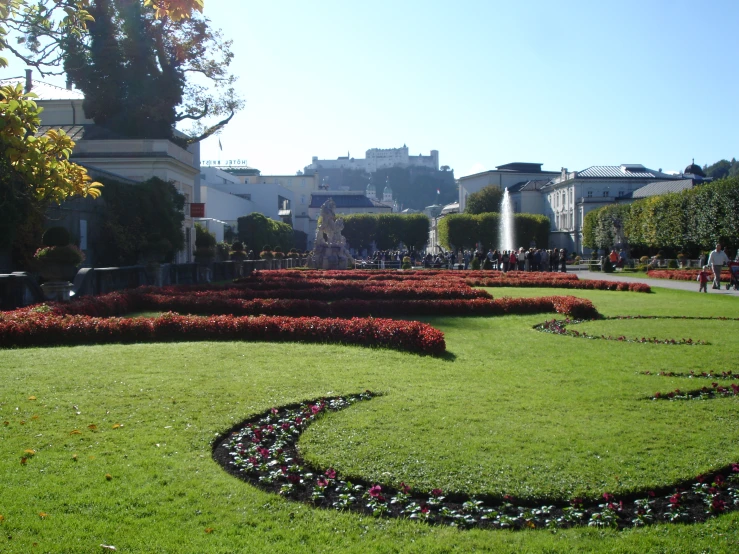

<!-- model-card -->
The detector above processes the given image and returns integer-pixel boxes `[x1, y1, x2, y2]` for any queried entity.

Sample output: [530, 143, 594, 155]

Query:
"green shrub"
[215, 242, 230, 261]
[260, 251, 273, 260]
[470, 257, 481, 270]
[482, 257, 493, 270]
[34, 244, 84, 265]
[602, 257, 615, 273]
[42, 226, 71, 247]
[667, 259, 678, 269]
[194, 224, 216, 262]
[401, 256, 411, 270]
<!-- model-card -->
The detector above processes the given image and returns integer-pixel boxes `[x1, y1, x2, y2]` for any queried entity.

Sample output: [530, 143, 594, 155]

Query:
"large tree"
[62, 0, 241, 143]
[1, 0, 202, 72]
[465, 185, 503, 214]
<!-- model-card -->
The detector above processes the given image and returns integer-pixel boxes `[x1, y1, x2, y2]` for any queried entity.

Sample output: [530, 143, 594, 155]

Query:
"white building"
[199, 167, 292, 226]
[2, 71, 201, 264]
[542, 164, 680, 254]
[305, 145, 439, 174]
[457, 163, 560, 213]
[237, 173, 320, 239]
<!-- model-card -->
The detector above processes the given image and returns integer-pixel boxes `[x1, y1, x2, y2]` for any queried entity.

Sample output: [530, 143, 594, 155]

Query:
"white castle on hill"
[304, 145, 439, 174]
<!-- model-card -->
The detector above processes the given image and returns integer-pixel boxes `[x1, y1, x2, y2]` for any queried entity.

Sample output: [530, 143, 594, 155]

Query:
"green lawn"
[1, 285, 738, 552]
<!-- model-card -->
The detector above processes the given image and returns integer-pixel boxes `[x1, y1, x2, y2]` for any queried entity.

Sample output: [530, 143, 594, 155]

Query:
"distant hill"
[703, 158, 739, 179]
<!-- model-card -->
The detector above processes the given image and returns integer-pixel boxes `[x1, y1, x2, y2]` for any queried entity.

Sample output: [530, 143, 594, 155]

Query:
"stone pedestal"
[40, 281, 74, 302]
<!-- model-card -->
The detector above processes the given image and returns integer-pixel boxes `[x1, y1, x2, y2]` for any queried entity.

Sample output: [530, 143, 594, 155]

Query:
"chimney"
[25, 69, 33, 93]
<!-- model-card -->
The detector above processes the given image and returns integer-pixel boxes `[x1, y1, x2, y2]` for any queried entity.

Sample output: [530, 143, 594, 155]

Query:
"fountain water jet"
[498, 187, 515, 252]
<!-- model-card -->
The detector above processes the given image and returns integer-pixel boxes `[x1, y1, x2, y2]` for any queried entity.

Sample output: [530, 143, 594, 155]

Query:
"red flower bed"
[1, 269, 603, 354]
[647, 269, 731, 282]
[35, 290, 597, 320]
[241, 269, 581, 282]
[0, 312, 446, 354]
[468, 277, 650, 292]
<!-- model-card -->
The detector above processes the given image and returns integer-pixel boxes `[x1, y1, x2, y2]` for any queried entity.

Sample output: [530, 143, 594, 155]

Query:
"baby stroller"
[727, 261, 739, 291]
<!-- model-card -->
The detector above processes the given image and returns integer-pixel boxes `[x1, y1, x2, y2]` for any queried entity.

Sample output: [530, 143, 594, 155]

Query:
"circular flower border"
[532, 315, 739, 345]
[642, 370, 739, 401]
[212, 392, 739, 530]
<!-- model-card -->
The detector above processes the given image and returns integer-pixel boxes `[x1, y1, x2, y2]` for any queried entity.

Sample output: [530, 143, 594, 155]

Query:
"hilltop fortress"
[304, 145, 439, 174]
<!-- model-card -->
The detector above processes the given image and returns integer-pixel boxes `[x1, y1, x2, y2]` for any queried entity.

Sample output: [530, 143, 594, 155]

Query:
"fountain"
[308, 199, 354, 270]
[498, 187, 515, 252]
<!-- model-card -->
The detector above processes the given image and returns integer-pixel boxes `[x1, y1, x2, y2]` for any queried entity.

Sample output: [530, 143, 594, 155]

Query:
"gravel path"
[574, 269, 739, 297]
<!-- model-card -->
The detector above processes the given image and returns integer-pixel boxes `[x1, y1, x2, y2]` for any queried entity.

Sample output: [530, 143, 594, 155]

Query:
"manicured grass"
[1, 285, 739, 552]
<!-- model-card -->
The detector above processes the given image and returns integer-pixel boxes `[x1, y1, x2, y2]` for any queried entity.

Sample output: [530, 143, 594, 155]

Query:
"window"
[587, 190, 593, 198]
[603, 190, 609, 197]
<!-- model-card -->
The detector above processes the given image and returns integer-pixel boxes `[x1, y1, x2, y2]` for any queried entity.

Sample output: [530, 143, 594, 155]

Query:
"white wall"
[200, 186, 257, 224]
[458, 170, 557, 212]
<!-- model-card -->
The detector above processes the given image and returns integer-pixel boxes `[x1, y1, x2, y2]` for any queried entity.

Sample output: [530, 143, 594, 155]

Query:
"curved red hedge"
[469, 277, 651, 292]
[647, 269, 731, 282]
[0, 312, 446, 355]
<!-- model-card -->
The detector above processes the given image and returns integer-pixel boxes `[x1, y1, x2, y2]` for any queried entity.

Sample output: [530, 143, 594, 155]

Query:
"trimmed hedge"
[647, 269, 731, 282]
[0, 312, 446, 355]
[437, 212, 550, 251]
[584, 176, 739, 255]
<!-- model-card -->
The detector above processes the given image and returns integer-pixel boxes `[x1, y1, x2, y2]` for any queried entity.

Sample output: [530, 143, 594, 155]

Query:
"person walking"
[697, 265, 711, 293]
[707, 243, 729, 289]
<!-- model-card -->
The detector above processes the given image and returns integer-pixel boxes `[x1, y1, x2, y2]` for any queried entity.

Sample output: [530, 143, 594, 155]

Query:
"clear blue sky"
[196, 0, 738, 176]
[5, 0, 738, 177]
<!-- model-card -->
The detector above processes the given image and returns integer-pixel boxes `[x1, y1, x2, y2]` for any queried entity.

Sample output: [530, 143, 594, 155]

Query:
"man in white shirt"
[707, 243, 729, 289]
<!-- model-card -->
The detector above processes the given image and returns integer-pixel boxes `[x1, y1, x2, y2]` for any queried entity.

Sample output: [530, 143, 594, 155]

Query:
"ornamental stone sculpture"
[308, 199, 354, 269]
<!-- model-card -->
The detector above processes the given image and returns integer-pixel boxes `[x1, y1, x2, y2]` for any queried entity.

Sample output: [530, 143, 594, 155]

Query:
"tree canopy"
[94, 177, 186, 265]
[62, 0, 241, 143]
[703, 159, 739, 180]
[0, 83, 102, 256]
[464, 185, 503, 214]
[438, 213, 549, 252]
[582, 176, 739, 256]
[340, 213, 430, 252]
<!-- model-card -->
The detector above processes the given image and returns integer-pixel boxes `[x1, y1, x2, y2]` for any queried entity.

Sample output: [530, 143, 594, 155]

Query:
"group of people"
[697, 243, 737, 292]
[418, 247, 569, 272]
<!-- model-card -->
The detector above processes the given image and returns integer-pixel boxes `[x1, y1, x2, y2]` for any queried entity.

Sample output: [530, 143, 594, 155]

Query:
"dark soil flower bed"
[642, 370, 738, 380]
[534, 317, 713, 345]
[650, 383, 739, 400]
[213, 392, 739, 530]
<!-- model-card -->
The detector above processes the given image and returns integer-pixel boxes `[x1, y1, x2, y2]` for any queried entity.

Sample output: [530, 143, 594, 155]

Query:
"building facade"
[542, 164, 680, 254]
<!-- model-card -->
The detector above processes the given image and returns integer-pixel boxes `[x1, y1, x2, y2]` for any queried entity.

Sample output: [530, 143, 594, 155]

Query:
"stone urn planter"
[38, 260, 79, 282]
[34, 227, 84, 300]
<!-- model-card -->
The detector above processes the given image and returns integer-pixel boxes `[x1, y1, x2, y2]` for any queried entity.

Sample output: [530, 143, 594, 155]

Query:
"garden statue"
[308, 199, 354, 269]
